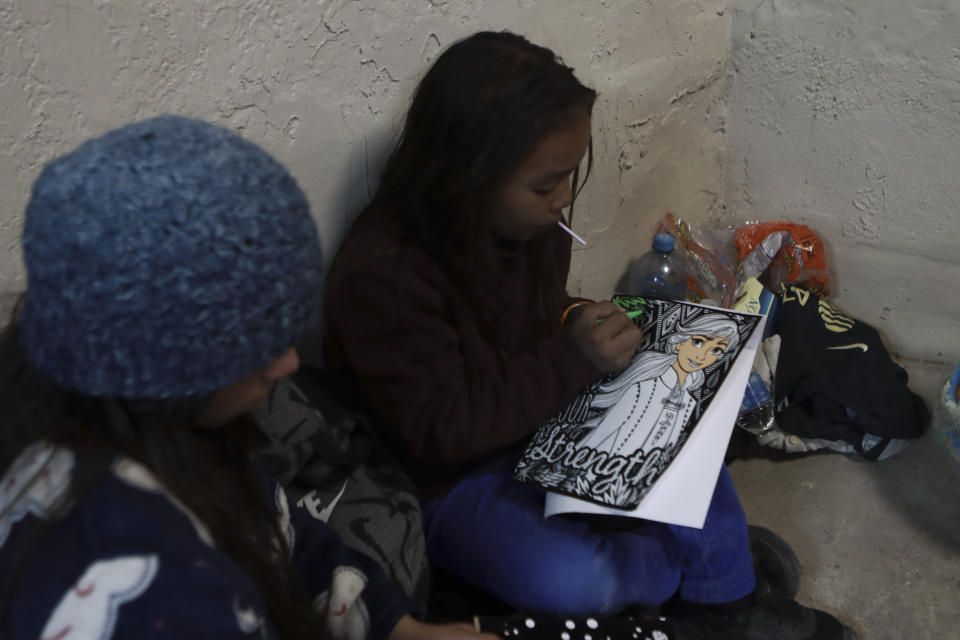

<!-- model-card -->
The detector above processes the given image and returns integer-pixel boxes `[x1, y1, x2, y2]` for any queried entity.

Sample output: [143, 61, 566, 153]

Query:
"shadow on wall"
[0, 294, 18, 327]
[295, 125, 396, 369]
[334, 125, 396, 244]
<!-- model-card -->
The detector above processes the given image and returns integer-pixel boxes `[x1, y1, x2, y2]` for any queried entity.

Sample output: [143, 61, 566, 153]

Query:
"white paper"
[543, 315, 766, 528]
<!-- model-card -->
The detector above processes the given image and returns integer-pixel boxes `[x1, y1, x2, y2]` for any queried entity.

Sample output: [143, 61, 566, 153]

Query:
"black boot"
[669, 587, 857, 640]
[748, 525, 801, 598]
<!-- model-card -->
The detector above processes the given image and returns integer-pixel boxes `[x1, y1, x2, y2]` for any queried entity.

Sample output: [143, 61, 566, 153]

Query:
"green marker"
[611, 294, 648, 321]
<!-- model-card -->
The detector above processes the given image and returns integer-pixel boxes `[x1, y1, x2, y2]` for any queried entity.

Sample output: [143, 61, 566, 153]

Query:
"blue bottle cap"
[652, 233, 675, 252]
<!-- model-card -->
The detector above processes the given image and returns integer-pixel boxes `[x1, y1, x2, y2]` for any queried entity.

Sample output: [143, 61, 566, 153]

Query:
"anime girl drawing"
[513, 302, 758, 511]
[576, 312, 741, 459]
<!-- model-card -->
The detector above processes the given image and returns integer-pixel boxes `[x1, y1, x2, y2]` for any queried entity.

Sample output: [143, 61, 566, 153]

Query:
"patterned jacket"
[0, 441, 415, 640]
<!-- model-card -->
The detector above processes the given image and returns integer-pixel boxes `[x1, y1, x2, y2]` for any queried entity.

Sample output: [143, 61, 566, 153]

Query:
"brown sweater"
[324, 208, 600, 493]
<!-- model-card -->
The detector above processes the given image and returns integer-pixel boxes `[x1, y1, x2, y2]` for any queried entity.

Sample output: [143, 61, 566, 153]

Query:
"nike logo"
[297, 481, 349, 522]
[826, 343, 868, 353]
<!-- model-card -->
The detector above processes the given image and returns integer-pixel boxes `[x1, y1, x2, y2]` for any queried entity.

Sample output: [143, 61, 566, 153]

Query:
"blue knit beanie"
[20, 115, 324, 399]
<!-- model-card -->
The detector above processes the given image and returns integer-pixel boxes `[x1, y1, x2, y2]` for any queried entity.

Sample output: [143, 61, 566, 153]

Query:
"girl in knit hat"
[0, 116, 494, 640]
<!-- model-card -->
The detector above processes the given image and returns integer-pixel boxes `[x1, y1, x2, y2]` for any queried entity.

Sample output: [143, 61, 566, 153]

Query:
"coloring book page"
[513, 298, 763, 527]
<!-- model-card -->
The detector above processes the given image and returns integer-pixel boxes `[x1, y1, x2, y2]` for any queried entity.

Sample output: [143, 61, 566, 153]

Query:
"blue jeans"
[423, 458, 755, 615]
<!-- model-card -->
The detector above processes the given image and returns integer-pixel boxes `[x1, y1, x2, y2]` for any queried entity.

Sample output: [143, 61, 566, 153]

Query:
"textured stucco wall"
[0, 0, 729, 349]
[725, 0, 960, 364]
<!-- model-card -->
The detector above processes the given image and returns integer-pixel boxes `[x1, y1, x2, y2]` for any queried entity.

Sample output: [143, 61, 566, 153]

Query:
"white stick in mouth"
[557, 220, 587, 245]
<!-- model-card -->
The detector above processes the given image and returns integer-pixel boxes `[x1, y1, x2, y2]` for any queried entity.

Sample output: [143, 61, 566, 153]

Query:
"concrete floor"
[728, 360, 960, 640]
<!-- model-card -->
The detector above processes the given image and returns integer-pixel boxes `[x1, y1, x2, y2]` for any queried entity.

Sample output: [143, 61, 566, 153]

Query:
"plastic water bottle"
[627, 233, 688, 300]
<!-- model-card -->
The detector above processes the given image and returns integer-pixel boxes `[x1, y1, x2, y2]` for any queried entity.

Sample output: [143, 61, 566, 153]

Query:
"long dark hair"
[367, 30, 596, 339]
[0, 299, 329, 640]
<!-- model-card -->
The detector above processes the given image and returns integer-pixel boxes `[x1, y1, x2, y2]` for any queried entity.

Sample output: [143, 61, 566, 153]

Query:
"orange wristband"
[560, 301, 589, 326]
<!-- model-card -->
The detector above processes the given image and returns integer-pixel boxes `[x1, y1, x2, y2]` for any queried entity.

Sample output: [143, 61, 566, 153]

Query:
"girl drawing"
[577, 311, 741, 459]
[325, 32, 856, 640]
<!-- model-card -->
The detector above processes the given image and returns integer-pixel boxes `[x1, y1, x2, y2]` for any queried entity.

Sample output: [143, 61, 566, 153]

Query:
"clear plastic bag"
[654, 212, 738, 307]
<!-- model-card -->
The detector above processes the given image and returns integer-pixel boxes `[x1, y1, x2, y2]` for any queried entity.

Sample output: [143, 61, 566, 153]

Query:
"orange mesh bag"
[734, 222, 830, 295]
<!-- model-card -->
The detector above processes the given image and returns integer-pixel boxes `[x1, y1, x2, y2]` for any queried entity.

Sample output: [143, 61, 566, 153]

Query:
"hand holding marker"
[565, 300, 644, 373]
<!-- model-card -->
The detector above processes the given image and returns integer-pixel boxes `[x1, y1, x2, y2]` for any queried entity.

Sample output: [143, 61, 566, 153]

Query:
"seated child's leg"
[664, 465, 756, 604]
[423, 465, 682, 615]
